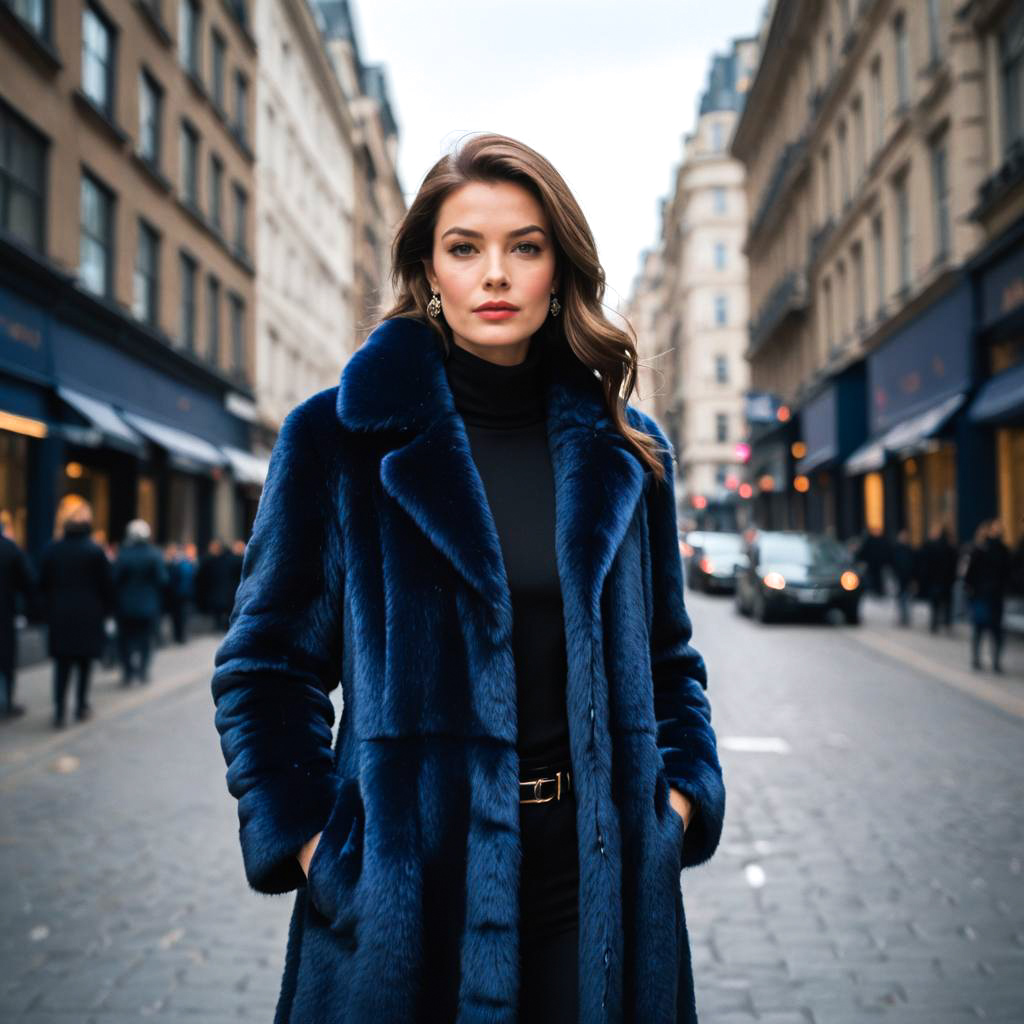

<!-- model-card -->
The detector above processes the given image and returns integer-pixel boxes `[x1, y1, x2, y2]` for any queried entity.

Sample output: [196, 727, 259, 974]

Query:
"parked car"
[735, 529, 862, 624]
[685, 531, 746, 594]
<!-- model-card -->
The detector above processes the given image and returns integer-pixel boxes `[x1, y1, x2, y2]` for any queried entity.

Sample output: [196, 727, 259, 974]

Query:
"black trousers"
[1, 650, 15, 711]
[118, 615, 155, 681]
[518, 757, 579, 1023]
[53, 657, 92, 720]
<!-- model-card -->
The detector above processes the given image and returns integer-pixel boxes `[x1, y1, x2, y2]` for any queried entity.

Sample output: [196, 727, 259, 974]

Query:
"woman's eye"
[515, 242, 541, 254]
[450, 243, 474, 256]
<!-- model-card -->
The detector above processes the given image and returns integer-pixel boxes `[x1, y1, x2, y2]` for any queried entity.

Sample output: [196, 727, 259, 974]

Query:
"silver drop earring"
[549, 293, 561, 318]
[427, 291, 442, 318]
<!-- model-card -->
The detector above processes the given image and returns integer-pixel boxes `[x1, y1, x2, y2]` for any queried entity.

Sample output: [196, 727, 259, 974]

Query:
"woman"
[38, 501, 114, 727]
[212, 133, 725, 1023]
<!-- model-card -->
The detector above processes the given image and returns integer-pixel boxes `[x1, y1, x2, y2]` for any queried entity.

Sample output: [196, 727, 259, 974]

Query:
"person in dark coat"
[0, 515, 36, 718]
[38, 502, 114, 727]
[113, 519, 167, 685]
[211, 135, 725, 1024]
[197, 539, 237, 630]
[965, 518, 1013, 673]
[854, 526, 890, 597]
[163, 542, 196, 644]
[918, 523, 958, 634]
[889, 528, 916, 627]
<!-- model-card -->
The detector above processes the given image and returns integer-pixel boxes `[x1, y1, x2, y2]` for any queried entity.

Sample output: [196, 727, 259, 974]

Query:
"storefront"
[794, 362, 867, 539]
[843, 281, 972, 543]
[967, 220, 1024, 548]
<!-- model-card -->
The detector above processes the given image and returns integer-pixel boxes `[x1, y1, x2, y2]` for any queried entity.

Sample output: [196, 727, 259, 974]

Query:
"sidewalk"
[851, 593, 1024, 720]
[0, 629, 223, 785]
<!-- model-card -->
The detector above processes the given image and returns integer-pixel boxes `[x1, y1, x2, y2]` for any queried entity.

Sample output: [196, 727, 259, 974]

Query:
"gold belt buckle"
[519, 769, 570, 804]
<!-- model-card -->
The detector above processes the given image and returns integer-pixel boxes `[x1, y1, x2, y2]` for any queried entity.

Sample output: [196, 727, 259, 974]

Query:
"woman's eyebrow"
[440, 225, 548, 240]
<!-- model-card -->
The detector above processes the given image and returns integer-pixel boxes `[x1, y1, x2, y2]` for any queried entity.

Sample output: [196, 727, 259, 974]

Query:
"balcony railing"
[974, 141, 1024, 221]
[748, 133, 809, 246]
[747, 270, 809, 358]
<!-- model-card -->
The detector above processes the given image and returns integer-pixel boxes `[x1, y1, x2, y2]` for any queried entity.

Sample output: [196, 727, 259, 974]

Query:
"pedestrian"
[196, 539, 235, 631]
[0, 511, 36, 719]
[854, 525, 889, 597]
[164, 542, 196, 644]
[918, 524, 958, 634]
[38, 501, 114, 728]
[964, 518, 1013, 673]
[890, 528, 916, 627]
[211, 134, 725, 1024]
[113, 519, 167, 685]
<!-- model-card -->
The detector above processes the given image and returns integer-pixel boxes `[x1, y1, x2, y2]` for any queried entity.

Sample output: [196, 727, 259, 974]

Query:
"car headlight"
[840, 570, 860, 592]
[762, 571, 786, 591]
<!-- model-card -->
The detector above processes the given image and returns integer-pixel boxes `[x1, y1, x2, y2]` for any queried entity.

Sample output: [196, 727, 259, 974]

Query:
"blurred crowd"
[0, 503, 247, 728]
[850, 519, 1023, 674]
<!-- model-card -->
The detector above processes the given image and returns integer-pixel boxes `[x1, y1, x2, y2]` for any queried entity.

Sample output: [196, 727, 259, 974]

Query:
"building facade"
[254, 0, 357, 435]
[732, 0, 1024, 549]
[629, 38, 758, 530]
[0, 0, 264, 557]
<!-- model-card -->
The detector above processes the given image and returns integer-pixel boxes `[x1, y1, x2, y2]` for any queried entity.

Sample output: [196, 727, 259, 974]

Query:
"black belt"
[519, 766, 572, 804]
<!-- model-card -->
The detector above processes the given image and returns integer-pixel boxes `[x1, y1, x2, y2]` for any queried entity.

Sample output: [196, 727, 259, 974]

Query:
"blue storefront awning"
[968, 363, 1024, 424]
[122, 410, 227, 473]
[55, 385, 145, 455]
[844, 392, 965, 475]
[220, 445, 269, 486]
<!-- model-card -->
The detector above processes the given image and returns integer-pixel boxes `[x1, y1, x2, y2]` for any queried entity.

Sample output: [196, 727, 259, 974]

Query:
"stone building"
[0, 0, 263, 556]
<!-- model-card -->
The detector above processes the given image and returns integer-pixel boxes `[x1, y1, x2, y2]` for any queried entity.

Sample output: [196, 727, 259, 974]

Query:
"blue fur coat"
[211, 315, 726, 1022]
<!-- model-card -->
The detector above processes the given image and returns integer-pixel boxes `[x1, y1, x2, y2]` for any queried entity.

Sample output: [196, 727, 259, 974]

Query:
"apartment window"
[838, 121, 850, 206]
[179, 0, 200, 76]
[82, 3, 116, 116]
[870, 58, 884, 153]
[232, 182, 247, 256]
[837, 259, 848, 342]
[710, 121, 725, 152]
[851, 241, 866, 328]
[209, 153, 223, 231]
[206, 274, 220, 363]
[715, 413, 728, 443]
[180, 120, 199, 206]
[233, 71, 249, 143]
[872, 214, 886, 315]
[825, 30, 835, 79]
[1001, 4, 1024, 152]
[179, 251, 197, 350]
[713, 293, 728, 326]
[927, 0, 942, 65]
[715, 354, 728, 383]
[5, 0, 49, 38]
[711, 186, 727, 215]
[211, 29, 226, 110]
[133, 219, 159, 325]
[79, 171, 114, 297]
[137, 70, 162, 166]
[931, 135, 950, 261]
[0, 100, 47, 252]
[229, 292, 245, 373]
[852, 96, 865, 182]
[893, 13, 910, 110]
[713, 241, 727, 270]
[823, 276, 834, 350]
[895, 173, 912, 292]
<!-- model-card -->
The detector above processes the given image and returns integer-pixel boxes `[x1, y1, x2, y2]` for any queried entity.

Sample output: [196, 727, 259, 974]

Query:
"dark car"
[685, 531, 746, 594]
[735, 529, 862, 624]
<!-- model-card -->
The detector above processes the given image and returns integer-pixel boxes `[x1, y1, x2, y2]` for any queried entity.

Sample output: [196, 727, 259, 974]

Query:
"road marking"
[853, 629, 1024, 721]
[719, 736, 792, 754]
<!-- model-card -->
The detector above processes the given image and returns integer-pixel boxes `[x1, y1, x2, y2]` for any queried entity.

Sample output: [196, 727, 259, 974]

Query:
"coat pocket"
[654, 764, 686, 867]
[306, 777, 365, 942]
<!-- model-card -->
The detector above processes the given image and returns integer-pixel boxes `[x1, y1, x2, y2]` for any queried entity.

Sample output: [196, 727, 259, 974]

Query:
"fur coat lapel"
[336, 314, 647, 664]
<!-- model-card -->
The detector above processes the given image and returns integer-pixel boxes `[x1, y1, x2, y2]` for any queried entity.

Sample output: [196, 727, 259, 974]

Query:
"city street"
[1, 594, 1022, 1023]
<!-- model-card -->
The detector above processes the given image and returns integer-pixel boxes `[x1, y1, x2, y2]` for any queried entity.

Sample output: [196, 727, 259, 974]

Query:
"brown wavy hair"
[380, 132, 667, 483]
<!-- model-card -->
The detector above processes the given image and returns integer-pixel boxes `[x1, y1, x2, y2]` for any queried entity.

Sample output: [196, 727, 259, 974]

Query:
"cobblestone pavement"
[0, 596, 1022, 1022]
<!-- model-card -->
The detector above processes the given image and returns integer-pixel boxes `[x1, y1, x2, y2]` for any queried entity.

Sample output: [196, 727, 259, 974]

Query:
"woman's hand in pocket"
[297, 832, 323, 879]
[668, 786, 692, 832]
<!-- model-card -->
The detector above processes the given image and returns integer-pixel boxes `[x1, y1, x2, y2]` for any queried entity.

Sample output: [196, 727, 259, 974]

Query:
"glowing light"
[793, 475, 810, 492]
[791, 441, 807, 459]
[840, 571, 860, 591]
[763, 571, 786, 590]
[65, 462, 84, 479]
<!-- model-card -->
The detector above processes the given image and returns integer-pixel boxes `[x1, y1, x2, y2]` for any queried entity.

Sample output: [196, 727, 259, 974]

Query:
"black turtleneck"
[443, 336, 571, 772]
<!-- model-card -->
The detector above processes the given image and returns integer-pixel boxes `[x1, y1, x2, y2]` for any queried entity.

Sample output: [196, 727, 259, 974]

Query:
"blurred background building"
[728, 0, 1024, 548]
[629, 37, 759, 530]
[0, 0, 404, 561]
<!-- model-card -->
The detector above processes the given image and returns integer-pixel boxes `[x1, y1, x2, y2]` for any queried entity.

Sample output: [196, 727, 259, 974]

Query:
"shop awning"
[56, 385, 145, 454]
[221, 445, 270, 486]
[121, 410, 226, 473]
[968, 362, 1024, 424]
[796, 441, 838, 476]
[844, 392, 965, 475]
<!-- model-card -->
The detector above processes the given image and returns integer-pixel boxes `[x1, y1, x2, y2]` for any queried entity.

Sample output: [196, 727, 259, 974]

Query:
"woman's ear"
[422, 259, 437, 292]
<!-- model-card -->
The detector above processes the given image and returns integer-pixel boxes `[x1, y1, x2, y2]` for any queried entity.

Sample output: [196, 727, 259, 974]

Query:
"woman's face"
[424, 180, 558, 366]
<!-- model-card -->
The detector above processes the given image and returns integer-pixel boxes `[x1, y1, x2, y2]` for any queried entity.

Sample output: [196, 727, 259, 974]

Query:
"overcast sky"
[352, 0, 768, 312]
